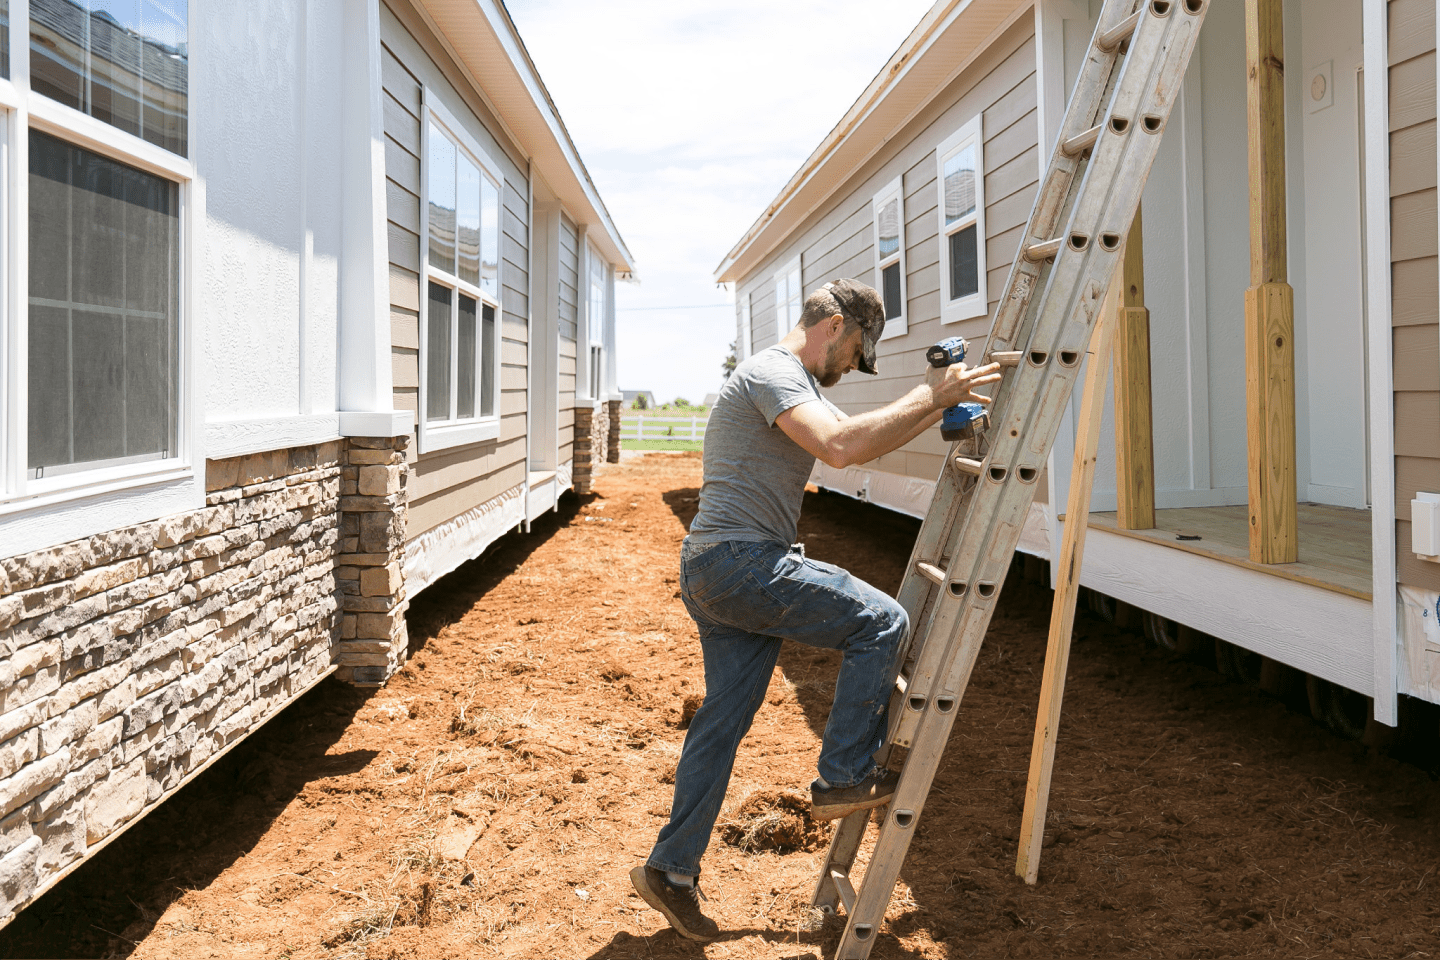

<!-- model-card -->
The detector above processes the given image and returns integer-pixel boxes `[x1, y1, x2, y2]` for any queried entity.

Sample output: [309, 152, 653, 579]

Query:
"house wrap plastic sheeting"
[404, 482, 526, 596]
[1398, 585, 1440, 705]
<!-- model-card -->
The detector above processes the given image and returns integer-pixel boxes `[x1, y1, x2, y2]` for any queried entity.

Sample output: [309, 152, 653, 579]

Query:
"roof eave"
[714, 0, 1029, 285]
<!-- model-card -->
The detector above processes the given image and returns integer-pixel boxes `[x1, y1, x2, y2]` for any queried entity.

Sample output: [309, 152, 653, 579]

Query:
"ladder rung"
[1061, 123, 1103, 157]
[831, 869, 857, 914]
[916, 562, 946, 585]
[953, 456, 984, 476]
[1097, 9, 1142, 51]
[988, 351, 1023, 367]
[1023, 237, 1064, 262]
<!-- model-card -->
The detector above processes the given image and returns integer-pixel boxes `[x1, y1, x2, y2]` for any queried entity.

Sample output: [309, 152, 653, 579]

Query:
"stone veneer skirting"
[0, 435, 411, 923]
[573, 402, 618, 495]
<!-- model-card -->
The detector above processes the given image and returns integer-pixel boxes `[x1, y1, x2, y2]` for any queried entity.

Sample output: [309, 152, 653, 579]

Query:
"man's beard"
[818, 339, 848, 387]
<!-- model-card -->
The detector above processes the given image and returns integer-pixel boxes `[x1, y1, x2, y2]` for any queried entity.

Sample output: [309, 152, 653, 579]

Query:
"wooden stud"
[1015, 257, 1121, 885]
[1244, 0, 1298, 564]
[1113, 205, 1155, 530]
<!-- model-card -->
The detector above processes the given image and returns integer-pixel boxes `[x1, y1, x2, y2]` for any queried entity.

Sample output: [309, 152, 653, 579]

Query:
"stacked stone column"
[573, 406, 596, 495]
[334, 437, 410, 686]
[606, 399, 622, 463]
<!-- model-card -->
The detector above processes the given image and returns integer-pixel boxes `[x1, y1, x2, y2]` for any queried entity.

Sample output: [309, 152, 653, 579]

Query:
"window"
[773, 258, 800, 337]
[872, 176, 906, 339]
[31, 0, 189, 156]
[585, 242, 606, 399]
[937, 116, 987, 323]
[28, 129, 179, 478]
[420, 100, 502, 452]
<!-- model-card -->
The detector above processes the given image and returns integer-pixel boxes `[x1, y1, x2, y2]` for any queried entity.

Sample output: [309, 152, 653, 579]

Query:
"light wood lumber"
[1015, 261, 1120, 886]
[1244, 0, 1297, 564]
[1113, 207, 1155, 530]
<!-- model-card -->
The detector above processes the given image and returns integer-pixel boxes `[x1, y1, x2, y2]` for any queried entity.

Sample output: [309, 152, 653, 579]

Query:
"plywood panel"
[388, 221, 420, 274]
[1389, 0, 1437, 68]
[1393, 324, 1440, 391]
[390, 263, 419, 313]
[1395, 390, 1440, 458]
[384, 137, 419, 195]
[1393, 256, 1439, 326]
[1392, 189, 1439, 261]
[1390, 51, 1437, 132]
[1390, 120, 1437, 197]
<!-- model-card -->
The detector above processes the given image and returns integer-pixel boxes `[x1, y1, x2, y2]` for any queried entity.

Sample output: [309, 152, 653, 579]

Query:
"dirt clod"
[721, 789, 827, 853]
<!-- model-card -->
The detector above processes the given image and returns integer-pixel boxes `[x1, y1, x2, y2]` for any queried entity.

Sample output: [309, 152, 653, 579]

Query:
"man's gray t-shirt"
[688, 346, 841, 546]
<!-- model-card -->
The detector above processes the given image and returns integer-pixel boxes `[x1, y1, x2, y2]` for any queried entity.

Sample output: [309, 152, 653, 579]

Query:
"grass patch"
[621, 439, 703, 451]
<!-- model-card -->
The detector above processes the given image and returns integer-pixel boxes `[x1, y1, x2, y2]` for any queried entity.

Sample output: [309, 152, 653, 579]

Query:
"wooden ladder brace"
[809, 2, 1210, 957]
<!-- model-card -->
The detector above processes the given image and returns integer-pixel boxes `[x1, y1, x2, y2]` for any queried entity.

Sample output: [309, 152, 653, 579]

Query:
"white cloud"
[507, 0, 936, 403]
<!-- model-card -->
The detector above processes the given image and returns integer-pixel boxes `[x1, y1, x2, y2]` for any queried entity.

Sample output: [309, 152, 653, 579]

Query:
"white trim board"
[1072, 522, 1374, 697]
[206, 415, 342, 460]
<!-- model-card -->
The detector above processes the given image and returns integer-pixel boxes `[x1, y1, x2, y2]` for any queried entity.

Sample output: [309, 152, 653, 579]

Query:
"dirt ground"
[2, 452, 1439, 959]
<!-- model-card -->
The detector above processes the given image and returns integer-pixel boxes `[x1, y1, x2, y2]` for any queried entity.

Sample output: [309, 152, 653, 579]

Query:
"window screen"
[31, 0, 188, 156]
[882, 262, 902, 320]
[949, 225, 978, 301]
[28, 129, 179, 473]
[426, 281, 451, 423]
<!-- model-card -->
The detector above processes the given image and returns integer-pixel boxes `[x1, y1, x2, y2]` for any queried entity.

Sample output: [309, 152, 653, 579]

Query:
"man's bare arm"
[776, 362, 1001, 469]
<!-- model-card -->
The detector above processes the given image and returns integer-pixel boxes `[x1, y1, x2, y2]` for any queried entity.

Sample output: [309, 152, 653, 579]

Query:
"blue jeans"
[647, 539, 909, 878]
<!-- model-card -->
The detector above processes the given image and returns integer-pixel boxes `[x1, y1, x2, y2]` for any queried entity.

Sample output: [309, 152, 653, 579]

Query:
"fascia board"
[417, 0, 636, 275]
[714, 0, 1028, 284]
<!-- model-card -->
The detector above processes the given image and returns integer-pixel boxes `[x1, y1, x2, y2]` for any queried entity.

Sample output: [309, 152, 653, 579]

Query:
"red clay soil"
[1, 452, 1439, 959]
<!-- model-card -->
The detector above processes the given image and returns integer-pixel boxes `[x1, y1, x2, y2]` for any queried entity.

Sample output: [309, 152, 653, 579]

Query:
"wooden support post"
[1015, 259, 1121, 885]
[1244, 0, 1297, 564]
[1113, 205, 1155, 530]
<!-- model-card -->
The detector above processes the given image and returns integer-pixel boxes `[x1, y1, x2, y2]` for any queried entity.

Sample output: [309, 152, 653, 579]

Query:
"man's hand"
[925, 361, 1003, 411]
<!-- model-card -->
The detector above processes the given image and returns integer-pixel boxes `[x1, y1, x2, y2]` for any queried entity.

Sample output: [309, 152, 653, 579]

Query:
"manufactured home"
[717, 0, 1439, 734]
[0, 0, 631, 924]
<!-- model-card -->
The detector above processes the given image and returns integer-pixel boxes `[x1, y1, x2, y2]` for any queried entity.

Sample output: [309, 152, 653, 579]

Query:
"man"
[630, 279, 1001, 942]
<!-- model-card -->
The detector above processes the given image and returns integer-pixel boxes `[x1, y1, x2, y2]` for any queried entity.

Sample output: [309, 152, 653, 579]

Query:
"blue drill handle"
[927, 338, 989, 442]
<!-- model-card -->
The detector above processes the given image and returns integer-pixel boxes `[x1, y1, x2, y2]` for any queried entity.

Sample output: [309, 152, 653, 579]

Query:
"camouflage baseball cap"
[824, 278, 886, 375]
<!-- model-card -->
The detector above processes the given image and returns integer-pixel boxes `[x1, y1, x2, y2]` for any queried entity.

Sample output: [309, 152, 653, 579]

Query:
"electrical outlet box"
[1413, 493, 1440, 560]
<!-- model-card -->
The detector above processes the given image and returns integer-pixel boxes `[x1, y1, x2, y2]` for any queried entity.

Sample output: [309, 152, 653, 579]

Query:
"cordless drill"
[926, 337, 990, 442]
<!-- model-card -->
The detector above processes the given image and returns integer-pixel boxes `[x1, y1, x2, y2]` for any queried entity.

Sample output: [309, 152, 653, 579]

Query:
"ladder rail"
[814, 0, 1211, 956]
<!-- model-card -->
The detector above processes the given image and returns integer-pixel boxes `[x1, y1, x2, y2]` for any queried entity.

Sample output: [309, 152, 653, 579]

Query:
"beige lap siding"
[1388, 0, 1440, 592]
[0, 444, 352, 924]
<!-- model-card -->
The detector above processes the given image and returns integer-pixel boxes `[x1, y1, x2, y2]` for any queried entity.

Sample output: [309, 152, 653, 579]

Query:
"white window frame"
[582, 238, 607, 402]
[937, 115, 988, 324]
[872, 175, 907, 340]
[773, 257, 801, 338]
[1, 4, 199, 519]
[417, 94, 504, 455]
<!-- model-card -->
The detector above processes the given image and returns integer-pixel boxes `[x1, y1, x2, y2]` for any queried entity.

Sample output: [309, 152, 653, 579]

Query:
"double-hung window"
[9, 0, 193, 503]
[872, 176, 906, 339]
[937, 116, 987, 323]
[420, 98, 502, 453]
[773, 257, 800, 338]
[585, 241, 605, 399]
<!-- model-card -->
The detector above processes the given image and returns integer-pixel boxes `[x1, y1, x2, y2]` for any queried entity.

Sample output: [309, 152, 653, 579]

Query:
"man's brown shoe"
[629, 865, 720, 942]
[810, 768, 901, 821]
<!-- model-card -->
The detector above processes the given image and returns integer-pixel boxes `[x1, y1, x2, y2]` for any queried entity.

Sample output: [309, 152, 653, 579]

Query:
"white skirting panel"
[1072, 522, 1375, 697]
[527, 479, 557, 522]
[404, 482, 526, 596]
[808, 463, 1051, 559]
[1397, 586, 1440, 706]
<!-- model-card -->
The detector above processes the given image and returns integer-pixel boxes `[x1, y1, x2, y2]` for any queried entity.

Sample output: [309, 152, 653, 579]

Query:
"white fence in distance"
[620, 414, 709, 443]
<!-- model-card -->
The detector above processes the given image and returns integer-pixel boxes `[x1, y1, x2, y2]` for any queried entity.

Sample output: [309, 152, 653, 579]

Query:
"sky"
[505, 0, 938, 405]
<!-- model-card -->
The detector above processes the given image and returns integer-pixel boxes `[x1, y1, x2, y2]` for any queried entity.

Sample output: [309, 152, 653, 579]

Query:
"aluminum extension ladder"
[810, 1, 1209, 956]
